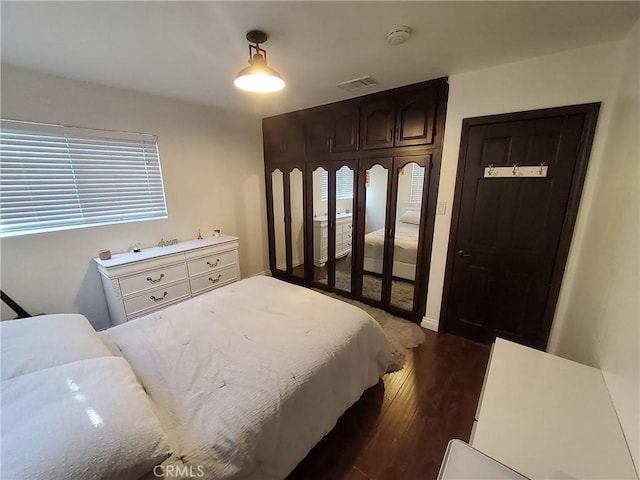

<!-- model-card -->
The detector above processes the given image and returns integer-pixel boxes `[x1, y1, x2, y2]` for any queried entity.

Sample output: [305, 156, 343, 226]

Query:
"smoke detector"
[387, 25, 412, 46]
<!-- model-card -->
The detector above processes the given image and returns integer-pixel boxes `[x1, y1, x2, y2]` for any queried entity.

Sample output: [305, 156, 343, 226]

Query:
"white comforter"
[101, 276, 390, 479]
[364, 222, 419, 264]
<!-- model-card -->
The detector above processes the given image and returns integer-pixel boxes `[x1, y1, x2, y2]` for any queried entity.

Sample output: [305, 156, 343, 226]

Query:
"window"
[320, 168, 353, 201]
[0, 119, 167, 237]
[410, 163, 425, 203]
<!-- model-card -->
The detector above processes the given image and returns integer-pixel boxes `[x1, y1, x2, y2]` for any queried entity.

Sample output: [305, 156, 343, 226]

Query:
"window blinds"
[410, 163, 425, 203]
[320, 168, 353, 201]
[0, 119, 168, 237]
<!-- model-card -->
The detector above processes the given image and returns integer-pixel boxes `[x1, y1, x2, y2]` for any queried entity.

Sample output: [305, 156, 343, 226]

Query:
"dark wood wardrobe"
[263, 78, 449, 322]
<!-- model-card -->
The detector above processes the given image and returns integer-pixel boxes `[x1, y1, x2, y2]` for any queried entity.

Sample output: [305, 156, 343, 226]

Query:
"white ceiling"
[1, 1, 638, 117]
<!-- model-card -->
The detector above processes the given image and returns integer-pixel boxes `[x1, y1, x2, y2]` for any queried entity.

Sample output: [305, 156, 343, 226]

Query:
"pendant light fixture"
[234, 30, 285, 93]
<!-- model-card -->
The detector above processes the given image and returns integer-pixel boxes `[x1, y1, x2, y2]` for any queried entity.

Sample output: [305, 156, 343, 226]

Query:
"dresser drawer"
[124, 281, 190, 317]
[337, 220, 353, 232]
[190, 265, 239, 295]
[187, 250, 236, 277]
[119, 262, 187, 296]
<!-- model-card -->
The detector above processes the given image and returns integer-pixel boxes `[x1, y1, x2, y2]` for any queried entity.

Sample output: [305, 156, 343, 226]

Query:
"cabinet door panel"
[263, 117, 283, 158]
[360, 99, 395, 150]
[395, 90, 437, 147]
[263, 115, 305, 160]
[305, 112, 332, 154]
[332, 107, 359, 152]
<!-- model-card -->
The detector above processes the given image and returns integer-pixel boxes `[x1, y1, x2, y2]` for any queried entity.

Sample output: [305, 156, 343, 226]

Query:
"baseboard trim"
[421, 316, 439, 332]
[251, 270, 271, 277]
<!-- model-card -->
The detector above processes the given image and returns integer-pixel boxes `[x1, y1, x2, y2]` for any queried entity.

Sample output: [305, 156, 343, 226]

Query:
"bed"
[1, 276, 390, 480]
[364, 209, 420, 281]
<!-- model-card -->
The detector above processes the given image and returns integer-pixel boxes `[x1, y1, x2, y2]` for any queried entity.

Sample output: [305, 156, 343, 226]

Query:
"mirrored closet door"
[270, 169, 286, 273]
[388, 157, 428, 312]
[333, 165, 355, 294]
[267, 164, 307, 277]
[289, 168, 305, 279]
[310, 161, 356, 291]
[356, 155, 430, 317]
[358, 158, 392, 303]
[311, 166, 328, 286]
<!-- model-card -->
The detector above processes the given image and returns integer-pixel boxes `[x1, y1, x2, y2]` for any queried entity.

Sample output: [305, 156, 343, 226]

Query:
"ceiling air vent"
[336, 76, 378, 92]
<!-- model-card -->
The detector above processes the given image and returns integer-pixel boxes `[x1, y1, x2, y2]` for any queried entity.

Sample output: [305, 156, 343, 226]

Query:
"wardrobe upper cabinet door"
[331, 106, 359, 152]
[263, 114, 305, 161]
[306, 106, 359, 154]
[395, 89, 437, 147]
[360, 98, 396, 150]
[305, 111, 333, 155]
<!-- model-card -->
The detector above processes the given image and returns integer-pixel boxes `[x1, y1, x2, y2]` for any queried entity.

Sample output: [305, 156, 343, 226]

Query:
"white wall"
[547, 23, 639, 470]
[365, 165, 388, 233]
[0, 65, 268, 330]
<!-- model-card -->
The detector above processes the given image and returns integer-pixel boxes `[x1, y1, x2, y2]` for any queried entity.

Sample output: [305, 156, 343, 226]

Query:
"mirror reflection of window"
[271, 170, 286, 271]
[320, 169, 353, 201]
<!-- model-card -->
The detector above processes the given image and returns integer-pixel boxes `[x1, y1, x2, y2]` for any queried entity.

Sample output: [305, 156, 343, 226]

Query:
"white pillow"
[399, 210, 421, 225]
[1, 356, 171, 480]
[1, 314, 112, 381]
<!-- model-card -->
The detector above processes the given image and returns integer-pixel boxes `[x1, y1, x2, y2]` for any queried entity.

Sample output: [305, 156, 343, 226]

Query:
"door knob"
[457, 250, 471, 258]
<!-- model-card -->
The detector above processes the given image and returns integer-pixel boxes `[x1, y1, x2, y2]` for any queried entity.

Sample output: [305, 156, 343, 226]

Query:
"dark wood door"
[360, 99, 395, 150]
[395, 89, 437, 147]
[443, 105, 599, 349]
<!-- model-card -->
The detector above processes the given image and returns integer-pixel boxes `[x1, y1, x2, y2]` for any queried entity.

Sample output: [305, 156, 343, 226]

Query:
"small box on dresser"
[95, 236, 240, 325]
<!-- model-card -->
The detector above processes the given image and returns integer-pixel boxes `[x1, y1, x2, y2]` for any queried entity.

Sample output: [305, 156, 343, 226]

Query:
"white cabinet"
[472, 338, 637, 480]
[313, 213, 353, 267]
[95, 236, 240, 325]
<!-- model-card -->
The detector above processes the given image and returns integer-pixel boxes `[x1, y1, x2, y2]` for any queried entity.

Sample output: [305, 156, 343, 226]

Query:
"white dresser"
[313, 213, 353, 267]
[95, 236, 240, 325]
[471, 338, 637, 480]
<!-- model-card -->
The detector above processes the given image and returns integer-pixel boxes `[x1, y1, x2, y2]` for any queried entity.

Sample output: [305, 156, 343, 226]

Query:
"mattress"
[364, 222, 419, 265]
[101, 275, 390, 479]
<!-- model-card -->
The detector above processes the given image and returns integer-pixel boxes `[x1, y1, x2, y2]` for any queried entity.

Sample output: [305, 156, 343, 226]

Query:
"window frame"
[0, 119, 168, 238]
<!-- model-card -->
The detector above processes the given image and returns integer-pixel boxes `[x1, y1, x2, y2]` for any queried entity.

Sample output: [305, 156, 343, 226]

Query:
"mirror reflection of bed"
[363, 161, 424, 311]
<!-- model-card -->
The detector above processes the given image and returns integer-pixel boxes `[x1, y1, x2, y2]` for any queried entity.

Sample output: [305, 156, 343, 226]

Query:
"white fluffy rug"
[316, 290, 426, 372]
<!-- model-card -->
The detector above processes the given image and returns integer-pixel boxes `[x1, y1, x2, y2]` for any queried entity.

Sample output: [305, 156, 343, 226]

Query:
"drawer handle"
[209, 274, 222, 284]
[150, 291, 168, 302]
[146, 273, 165, 284]
[206, 259, 220, 268]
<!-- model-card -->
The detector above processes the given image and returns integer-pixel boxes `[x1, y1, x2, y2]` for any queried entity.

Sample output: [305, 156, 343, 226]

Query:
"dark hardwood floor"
[287, 330, 490, 480]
